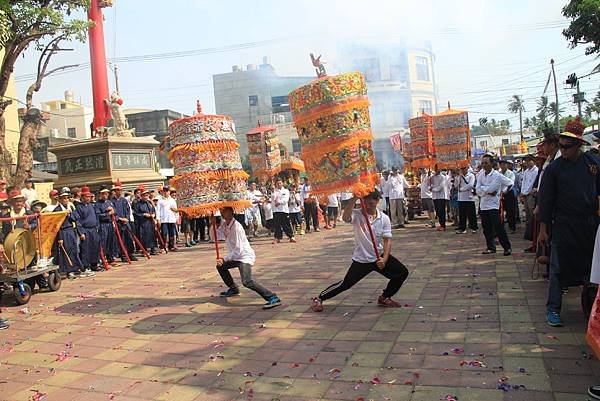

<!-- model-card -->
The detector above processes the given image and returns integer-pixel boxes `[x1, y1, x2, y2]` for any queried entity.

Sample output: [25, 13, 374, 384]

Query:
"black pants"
[502, 191, 517, 231]
[194, 217, 208, 241]
[385, 197, 391, 216]
[458, 201, 478, 231]
[303, 202, 319, 231]
[480, 209, 511, 251]
[217, 260, 274, 300]
[433, 199, 447, 228]
[234, 213, 248, 229]
[318, 255, 409, 301]
[273, 212, 294, 240]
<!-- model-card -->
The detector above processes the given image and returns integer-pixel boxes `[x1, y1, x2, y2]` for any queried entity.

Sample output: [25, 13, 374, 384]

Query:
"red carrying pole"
[125, 225, 151, 259]
[99, 244, 110, 270]
[359, 198, 381, 265]
[111, 215, 131, 264]
[151, 217, 168, 253]
[212, 217, 221, 260]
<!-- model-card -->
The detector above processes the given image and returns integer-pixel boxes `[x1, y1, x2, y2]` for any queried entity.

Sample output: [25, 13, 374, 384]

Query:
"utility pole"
[551, 59, 560, 135]
[114, 64, 120, 94]
[566, 72, 586, 118]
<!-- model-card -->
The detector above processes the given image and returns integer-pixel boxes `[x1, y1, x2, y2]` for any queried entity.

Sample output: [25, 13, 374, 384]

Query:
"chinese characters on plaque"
[111, 152, 152, 170]
[59, 154, 107, 175]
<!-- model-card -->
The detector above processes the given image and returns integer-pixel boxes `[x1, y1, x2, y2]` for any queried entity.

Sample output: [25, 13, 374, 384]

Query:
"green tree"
[0, 0, 89, 185]
[562, 0, 600, 56]
[508, 95, 525, 142]
[536, 96, 549, 125]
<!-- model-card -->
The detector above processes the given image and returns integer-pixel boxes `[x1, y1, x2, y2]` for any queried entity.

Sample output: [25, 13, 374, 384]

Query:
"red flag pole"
[212, 215, 221, 260]
[359, 198, 381, 265]
[99, 244, 110, 270]
[124, 224, 151, 259]
[111, 215, 131, 264]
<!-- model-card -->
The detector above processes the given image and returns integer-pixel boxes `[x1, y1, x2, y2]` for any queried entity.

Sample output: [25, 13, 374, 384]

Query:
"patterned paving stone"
[1, 221, 599, 400]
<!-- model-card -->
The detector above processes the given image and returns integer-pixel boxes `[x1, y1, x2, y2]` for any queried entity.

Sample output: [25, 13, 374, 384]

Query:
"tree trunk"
[519, 109, 523, 142]
[12, 108, 41, 188]
[0, 102, 14, 181]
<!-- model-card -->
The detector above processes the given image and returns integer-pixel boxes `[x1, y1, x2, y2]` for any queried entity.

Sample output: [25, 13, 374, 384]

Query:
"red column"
[88, 0, 111, 134]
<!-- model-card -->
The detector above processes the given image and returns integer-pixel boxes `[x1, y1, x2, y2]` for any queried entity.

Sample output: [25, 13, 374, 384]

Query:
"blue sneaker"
[219, 288, 240, 297]
[547, 311, 563, 327]
[0, 319, 9, 330]
[262, 295, 281, 309]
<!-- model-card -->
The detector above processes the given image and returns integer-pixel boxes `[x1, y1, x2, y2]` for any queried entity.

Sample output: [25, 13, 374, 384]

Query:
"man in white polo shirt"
[476, 154, 514, 255]
[271, 179, 296, 243]
[311, 190, 409, 312]
[520, 154, 539, 251]
[157, 185, 179, 251]
[419, 169, 436, 228]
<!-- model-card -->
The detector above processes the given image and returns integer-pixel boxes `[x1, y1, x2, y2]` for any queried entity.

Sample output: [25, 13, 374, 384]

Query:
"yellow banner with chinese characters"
[32, 211, 68, 258]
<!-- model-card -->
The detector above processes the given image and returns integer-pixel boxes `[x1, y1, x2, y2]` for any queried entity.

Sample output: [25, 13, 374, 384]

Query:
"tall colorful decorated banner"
[166, 102, 251, 217]
[431, 108, 470, 169]
[288, 68, 379, 197]
[245, 123, 281, 181]
[408, 114, 436, 168]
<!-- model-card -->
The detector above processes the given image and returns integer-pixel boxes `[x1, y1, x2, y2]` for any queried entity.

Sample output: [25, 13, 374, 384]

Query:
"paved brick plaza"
[1, 220, 599, 401]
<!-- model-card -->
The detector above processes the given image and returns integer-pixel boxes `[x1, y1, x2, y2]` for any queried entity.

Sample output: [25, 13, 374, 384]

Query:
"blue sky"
[13, 0, 600, 127]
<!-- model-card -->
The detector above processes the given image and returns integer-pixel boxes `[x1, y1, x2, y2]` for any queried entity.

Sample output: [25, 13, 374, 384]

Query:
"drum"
[4, 228, 36, 269]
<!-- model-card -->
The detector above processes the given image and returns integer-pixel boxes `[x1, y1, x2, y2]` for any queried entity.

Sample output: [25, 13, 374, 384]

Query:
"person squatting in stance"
[311, 190, 409, 312]
[211, 207, 282, 309]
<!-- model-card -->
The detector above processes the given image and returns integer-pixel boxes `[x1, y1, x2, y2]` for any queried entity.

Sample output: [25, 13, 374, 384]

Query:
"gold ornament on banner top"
[288, 54, 379, 198]
[166, 101, 251, 217]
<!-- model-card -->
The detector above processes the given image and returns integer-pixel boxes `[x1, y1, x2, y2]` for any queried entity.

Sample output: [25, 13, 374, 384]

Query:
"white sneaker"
[82, 269, 95, 277]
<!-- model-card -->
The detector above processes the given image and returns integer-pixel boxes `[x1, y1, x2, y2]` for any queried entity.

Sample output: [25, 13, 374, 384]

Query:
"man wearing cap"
[75, 187, 102, 272]
[499, 159, 517, 234]
[157, 185, 179, 252]
[44, 190, 59, 213]
[111, 180, 138, 262]
[134, 185, 158, 255]
[94, 185, 119, 266]
[538, 117, 600, 327]
[2, 188, 36, 238]
[520, 154, 539, 250]
[54, 188, 86, 278]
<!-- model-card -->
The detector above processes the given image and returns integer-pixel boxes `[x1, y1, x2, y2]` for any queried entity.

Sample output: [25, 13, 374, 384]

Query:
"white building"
[41, 91, 92, 139]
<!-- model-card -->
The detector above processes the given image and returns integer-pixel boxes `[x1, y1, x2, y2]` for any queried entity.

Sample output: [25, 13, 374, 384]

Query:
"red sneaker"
[289, 238, 297, 243]
[437, 227, 446, 232]
[311, 297, 323, 312]
[378, 296, 401, 307]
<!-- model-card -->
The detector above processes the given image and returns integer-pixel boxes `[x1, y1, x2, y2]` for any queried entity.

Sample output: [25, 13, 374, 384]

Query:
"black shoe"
[503, 249, 512, 256]
[524, 247, 534, 253]
[482, 249, 496, 254]
[219, 288, 240, 297]
[129, 255, 139, 261]
[0, 319, 9, 330]
[150, 249, 158, 256]
[91, 265, 103, 272]
[588, 386, 600, 400]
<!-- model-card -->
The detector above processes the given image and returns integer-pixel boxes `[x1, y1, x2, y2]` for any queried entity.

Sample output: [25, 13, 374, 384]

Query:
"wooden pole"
[359, 198, 380, 264]
[212, 214, 221, 260]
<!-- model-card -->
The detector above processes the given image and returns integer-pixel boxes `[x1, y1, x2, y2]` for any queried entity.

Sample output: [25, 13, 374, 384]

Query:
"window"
[418, 100, 433, 115]
[415, 56, 430, 81]
[479, 140, 487, 149]
[248, 95, 258, 107]
[271, 95, 290, 113]
[392, 103, 407, 127]
[60, 103, 67, 110]
[67, 127, 76, 138]
[502, 138, 509, 145]
[389, 64, 407, 81]
[292, 139, 302, 154]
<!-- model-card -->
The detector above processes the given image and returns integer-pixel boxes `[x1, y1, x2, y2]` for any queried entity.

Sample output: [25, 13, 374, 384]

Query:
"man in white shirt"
[520, 154, 539, 250]
[498, 159, 517, 233]
[271, 179, 296, 243]
[43, 189, 60, 213]
[388, 167, 410, 228]
[326, 193, 339, 228]
[157, 185, 179, 251]
[288, 184, 304, 235]
[310, 190, 409, 312]
[476, 154, 513, 255]
[247, 182, 263, 237]
[419, 169, 436, 228]
[456, 165, 478, 233]
[210, 207, 281, 309]
[300, 177, 320, 232]
[431, 164, 449, 231]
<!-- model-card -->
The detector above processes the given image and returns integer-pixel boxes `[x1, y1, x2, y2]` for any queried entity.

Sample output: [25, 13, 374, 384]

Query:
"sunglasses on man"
[558, 142, 578, 150]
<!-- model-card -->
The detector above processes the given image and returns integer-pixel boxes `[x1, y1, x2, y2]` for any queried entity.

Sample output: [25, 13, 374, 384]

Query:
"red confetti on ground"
[371, 377, 381, 384]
